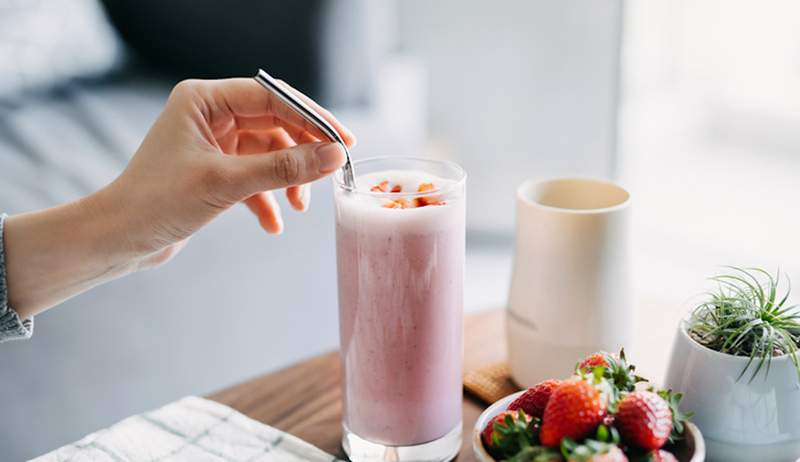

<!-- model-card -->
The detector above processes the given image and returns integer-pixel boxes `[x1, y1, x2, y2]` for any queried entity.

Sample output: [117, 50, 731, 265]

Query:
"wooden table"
[209, 309, 505, 461]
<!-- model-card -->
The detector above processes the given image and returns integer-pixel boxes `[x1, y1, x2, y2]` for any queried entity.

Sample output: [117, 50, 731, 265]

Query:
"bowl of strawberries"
[473, 351, 705, 462]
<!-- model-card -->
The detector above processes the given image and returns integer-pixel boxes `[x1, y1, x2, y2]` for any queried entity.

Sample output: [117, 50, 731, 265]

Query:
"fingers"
[276, 79, 358, 148]
[227, 142, 345, 199]
[237, 129, 294, 155]
[235, 131, 311, 224]
[237, 130, 309, 212]
[199, 78, 357, 148]
[244, 192, 283, 234]
[278, 130, 313, 212]
[286, 184, 310, 212]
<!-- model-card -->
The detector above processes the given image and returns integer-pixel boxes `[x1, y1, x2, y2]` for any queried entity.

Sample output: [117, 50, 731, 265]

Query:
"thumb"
[228, 142, 346, 197]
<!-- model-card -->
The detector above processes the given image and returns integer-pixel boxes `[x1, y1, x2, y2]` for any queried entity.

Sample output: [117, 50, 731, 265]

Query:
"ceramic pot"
[664, 318, 800, 462]
[507, 178, 631, 387]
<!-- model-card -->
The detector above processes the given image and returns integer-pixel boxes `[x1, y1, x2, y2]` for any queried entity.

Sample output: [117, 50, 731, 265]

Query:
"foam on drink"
[336, 169, 461, 234]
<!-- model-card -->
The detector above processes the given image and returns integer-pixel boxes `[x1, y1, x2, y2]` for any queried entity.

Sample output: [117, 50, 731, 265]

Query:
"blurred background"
[1, 0, 799, 459]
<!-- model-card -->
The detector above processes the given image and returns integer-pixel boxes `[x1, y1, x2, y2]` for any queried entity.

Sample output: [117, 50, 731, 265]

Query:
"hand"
[103, 78, 356, 266]
[4, 78, 355, 319]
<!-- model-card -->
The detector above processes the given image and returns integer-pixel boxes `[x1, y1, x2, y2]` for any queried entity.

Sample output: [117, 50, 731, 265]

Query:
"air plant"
[687, 267, 800, 382]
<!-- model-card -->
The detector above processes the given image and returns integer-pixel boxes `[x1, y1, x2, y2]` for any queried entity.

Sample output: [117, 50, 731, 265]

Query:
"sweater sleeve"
[0, 214, 33, 342]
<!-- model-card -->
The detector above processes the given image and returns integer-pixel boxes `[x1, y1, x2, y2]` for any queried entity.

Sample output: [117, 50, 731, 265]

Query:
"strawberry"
[481, 410, 533, 454]
[579, 352, 612, 371]
[563, 439, 627, 462]
[656, 389, 691, 445]
[568, 445, 627, 462]
[646, 449, 678, 462]
[390, 184, 402, 193]
[508, 379, 562, 418]
[577, 350, 642, 411]
[615, 391, 672, 450]
[539, 378, 607, 447]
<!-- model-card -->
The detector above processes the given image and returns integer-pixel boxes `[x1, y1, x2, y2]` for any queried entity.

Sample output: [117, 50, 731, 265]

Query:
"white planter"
[507, 178, 631, 387]
[664, 319, 800, 462]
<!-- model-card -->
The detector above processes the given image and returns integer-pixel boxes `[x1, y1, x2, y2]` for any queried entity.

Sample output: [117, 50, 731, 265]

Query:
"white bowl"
[472, 391, 705, 462]
[665, 318, 800, 462]
[472, 391, 524, 462]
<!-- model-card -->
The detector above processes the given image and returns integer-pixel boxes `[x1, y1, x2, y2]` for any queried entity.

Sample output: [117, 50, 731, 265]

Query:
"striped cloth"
[34, 396, 343, 462]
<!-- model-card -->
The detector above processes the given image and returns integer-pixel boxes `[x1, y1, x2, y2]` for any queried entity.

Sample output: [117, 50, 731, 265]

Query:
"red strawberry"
[647, 449, 678, 462]
[481, 410, 532, 449]
[508, 379, 562, 418]
[568, 445, 628, 462]
[579, 351, 611, 371]
[539, 378, 607, 447]
[615, 391, 673, 450]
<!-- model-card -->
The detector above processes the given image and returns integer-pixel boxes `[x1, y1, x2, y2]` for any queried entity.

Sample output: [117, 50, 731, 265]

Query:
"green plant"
[687, 267, 800, 382]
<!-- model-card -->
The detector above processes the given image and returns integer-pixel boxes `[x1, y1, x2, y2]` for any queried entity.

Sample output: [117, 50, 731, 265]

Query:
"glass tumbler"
[334, 157, 466, 462]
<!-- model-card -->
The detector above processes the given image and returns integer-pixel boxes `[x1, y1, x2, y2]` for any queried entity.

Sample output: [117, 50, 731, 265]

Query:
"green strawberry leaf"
[488, 411, 542, 459]
[505, 445, 562, 462]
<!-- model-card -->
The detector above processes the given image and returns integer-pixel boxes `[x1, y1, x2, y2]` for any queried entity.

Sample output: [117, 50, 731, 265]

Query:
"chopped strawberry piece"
[391, 184, 402, 193]
[413, 196, 445, 208]
[382, 198, 409, 209]
[371, 181, 389, 193]
[417, 182, 435, 193]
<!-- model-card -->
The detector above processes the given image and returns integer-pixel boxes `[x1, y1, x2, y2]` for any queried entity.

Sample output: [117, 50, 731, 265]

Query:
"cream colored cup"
[507, 178, 631, 387]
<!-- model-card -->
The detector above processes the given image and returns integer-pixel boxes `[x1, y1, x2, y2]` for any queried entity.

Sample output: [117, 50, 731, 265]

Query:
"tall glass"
[334, 157, 466, 462]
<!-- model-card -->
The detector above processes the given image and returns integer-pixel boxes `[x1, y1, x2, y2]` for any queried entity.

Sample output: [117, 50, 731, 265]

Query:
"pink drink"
[335, 163, 465, 454]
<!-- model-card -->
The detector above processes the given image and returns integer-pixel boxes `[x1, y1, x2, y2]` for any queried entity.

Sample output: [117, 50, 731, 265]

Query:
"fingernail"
[301, 184, 311, 210]
[316, 143, 345, 173]
[342, 127, 357, 146]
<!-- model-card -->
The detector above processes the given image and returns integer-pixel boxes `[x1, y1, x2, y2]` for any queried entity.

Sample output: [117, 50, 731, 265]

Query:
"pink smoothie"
[335, 170, 465, 446]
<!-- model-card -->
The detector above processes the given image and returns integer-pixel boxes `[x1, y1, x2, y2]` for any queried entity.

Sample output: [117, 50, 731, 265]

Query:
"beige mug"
[507, 178, 631, 387]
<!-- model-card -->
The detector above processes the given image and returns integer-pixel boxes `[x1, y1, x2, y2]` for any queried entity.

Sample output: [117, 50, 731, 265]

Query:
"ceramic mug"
[507, 178, 631, 387]
[664, 318, 800, 462]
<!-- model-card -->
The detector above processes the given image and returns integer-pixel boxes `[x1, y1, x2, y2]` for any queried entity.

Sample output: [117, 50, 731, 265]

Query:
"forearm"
[4, 187, 138, 319]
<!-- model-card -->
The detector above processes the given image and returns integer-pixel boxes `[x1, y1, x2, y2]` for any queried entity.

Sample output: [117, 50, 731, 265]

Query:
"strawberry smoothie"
[335, 164, 465, 450]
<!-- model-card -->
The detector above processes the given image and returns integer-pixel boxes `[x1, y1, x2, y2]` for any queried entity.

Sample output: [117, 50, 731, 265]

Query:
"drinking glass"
[334, 157, 466, 462]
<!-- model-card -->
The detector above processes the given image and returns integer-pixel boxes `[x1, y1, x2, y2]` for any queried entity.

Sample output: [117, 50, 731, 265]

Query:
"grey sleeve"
[0, 213, 33, 342]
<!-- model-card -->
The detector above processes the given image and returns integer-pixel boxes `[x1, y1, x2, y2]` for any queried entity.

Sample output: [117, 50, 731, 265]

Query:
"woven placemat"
[463, 362, 522, 405]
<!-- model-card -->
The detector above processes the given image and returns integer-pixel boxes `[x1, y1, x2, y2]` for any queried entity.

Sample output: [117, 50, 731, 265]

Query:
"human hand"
[4, 77, 356, 319]
[102, 78, 356, 266]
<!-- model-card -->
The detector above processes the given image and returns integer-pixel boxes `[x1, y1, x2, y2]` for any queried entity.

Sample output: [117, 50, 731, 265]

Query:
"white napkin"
[33, 396, 343, 462]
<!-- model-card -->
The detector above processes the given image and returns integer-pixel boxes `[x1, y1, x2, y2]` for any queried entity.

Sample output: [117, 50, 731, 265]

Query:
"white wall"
[396, 0, 623, 233]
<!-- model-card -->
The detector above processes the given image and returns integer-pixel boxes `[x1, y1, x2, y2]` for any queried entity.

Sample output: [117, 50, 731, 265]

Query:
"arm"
[1, 78, 355, 324]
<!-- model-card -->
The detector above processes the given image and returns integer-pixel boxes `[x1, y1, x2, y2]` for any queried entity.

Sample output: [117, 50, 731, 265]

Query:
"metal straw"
[254, 69, 355, 188]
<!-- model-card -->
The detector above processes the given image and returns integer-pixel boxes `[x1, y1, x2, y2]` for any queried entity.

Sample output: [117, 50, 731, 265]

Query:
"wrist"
[77, 186, 144, 272]
[4, 190, 141, 318]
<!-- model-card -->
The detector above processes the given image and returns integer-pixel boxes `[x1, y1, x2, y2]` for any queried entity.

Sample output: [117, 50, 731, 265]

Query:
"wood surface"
[209, 309, 506, 461]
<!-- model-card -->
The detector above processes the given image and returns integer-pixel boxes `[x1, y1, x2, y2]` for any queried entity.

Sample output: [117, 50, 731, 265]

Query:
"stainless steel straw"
[254, 69, 356, 188]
